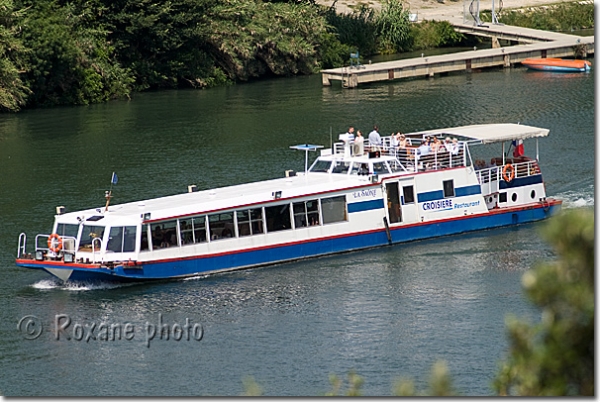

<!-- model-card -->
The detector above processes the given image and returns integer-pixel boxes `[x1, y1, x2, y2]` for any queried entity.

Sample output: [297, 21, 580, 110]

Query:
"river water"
[0, 59, 594, 396]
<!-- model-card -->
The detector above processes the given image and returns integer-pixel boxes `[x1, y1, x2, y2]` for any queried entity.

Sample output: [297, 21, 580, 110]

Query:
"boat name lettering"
[453, 200, 481, 209]
[422, 199, 453, 211]
[352, 189, 377, 199]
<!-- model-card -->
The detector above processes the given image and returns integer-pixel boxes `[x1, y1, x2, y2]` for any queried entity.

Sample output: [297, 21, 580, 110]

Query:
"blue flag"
[111, 172, 118, 185]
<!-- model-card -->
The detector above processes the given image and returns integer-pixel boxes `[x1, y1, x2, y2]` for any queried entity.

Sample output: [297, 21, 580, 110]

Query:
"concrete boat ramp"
[321, 22, 594, 88]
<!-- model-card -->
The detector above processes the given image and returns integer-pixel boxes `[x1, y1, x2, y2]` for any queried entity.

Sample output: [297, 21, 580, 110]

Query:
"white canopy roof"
[413, 123, 549, 143]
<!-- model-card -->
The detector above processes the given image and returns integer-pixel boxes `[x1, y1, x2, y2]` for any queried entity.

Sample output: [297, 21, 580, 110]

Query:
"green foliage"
[393, 361, 458, 396]
[98, 0, 219, 90]
[316, 31, 353, 69]
[325, 371, 364, 396]
[409, 20, 468, 51]
[200, 0, 328, 80]
[375, 0, 411, 54]
[494, 208, 594, 396]
[241, 376, 263, 396]
[0, 0, 30, 111]
[19, 0, 133, 107]
[323, 2, 377, 56]
[480, 2, 594, 31]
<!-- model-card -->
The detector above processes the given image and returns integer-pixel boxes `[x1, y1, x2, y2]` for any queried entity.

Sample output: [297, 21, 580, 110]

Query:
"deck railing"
[475, 159, 541, 192]
[332, 135, 467, 172]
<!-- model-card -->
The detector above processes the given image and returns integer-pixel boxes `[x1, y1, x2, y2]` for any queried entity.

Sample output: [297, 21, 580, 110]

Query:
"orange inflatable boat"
[521, 58, 591, 72]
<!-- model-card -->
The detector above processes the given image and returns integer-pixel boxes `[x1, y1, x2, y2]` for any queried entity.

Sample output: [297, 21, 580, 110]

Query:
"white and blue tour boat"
[16, 123, 562, 282]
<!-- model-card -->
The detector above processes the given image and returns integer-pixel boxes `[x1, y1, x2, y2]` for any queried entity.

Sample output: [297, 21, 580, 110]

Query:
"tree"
[0, 0, 30, 111]
[375, 0, 411, 54]
[19, 0, 133, 107]
[494, 208, 594, 396]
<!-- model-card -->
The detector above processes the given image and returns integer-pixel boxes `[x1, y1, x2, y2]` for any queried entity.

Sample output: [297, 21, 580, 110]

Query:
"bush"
[409, 20, 468, 51]
[375, 0, 411, 54]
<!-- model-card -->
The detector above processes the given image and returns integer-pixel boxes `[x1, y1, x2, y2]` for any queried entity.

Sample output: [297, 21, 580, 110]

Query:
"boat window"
[179, 218, 194, 245]
[179, 216, 207, 245]
[237, 208, 264, 237]
[141, 224, 150, 251]
[56, 223, 78, 238]
[265, 203, 292, 232]
[309, 160, 331, 173]
[321, 196, 347, 224]
[208, 212, 235, 240]
[372, 162, 389, 174]
[78, 225, 105, 251]
[443, 180, 455, 198]
[151, 220, 178, 249]
[331, 161, 350, 174]
[293, 200, 320, 228]
[388, 160, 404, 173]
[106, 226, 136, 253]
[192, 216, 207, 243]
[403, 186, 415, 204]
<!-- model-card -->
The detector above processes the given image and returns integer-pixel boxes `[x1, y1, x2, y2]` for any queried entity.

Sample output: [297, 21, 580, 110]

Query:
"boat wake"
[31, 279, 132, 291]
[555, 188, 594, 209]
[182, 274, 210, 281]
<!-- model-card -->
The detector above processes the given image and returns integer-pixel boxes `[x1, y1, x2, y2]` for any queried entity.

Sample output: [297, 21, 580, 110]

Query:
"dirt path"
[315, 0, 573, 21]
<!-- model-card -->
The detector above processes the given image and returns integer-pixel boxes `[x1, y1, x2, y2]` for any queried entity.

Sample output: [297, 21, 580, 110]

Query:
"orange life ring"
[47, 233, 63, 253]
[502, 164, 515, 182]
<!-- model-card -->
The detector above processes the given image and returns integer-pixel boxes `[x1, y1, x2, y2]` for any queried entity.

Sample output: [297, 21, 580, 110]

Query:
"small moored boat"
[521, 58, 591, 72]
[16, 123, 562, 283]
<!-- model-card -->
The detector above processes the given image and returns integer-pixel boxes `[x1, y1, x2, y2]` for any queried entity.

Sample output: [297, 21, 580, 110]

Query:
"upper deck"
[314, 123, 548, 176]
[55, 123, 547, 226]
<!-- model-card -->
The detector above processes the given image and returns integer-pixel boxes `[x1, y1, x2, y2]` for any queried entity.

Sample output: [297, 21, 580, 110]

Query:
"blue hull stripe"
[500, 174, 543, 189]
[348, 199, 384, 213]
[19, 203, 561, 282]
[418, 184, 481, 203]
[455, 184, 481, 197]
[418, 190, 443, 203]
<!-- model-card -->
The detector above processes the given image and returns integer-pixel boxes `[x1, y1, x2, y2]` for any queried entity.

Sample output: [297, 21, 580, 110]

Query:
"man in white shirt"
[368, 125, 382, 151]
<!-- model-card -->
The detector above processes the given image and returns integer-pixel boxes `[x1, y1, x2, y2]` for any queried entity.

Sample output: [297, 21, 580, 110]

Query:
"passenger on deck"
[368, 125, 382, 151]
[390, 132, 400, 156]
[399, 133, 410, 148]
[353, 130, 364, 155]
[418, 138, 431, 156]
[441, 137, 451, 152]
[358, 163, 369, 175]
[451, 138, 460, 155]
[431, 137, 442, 153]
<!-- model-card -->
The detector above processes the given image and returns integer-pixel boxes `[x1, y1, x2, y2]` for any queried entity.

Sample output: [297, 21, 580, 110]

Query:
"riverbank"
[316, 0, 578, 20]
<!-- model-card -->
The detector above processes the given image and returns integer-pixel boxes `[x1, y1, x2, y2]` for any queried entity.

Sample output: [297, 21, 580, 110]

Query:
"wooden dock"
[321, 23, 594, 88]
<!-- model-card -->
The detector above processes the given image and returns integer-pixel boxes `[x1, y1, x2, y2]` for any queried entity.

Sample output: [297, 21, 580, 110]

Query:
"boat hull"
[522, 58, 591, 72]
[16, 200, 562, 283]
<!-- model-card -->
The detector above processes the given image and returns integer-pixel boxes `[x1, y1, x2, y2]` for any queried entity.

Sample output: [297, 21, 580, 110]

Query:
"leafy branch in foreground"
[494, 208, 594, 396]
[238, 208, 593, 396]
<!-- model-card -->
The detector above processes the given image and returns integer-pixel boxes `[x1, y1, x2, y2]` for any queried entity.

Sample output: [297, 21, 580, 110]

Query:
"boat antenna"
[330, 126, 333, 150]
[105, 172, 118, 212]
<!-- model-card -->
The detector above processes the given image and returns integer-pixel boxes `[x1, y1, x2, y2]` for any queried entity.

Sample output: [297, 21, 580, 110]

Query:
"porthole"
[530, 190, 536, 199]
[511, 193, 517, 202]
